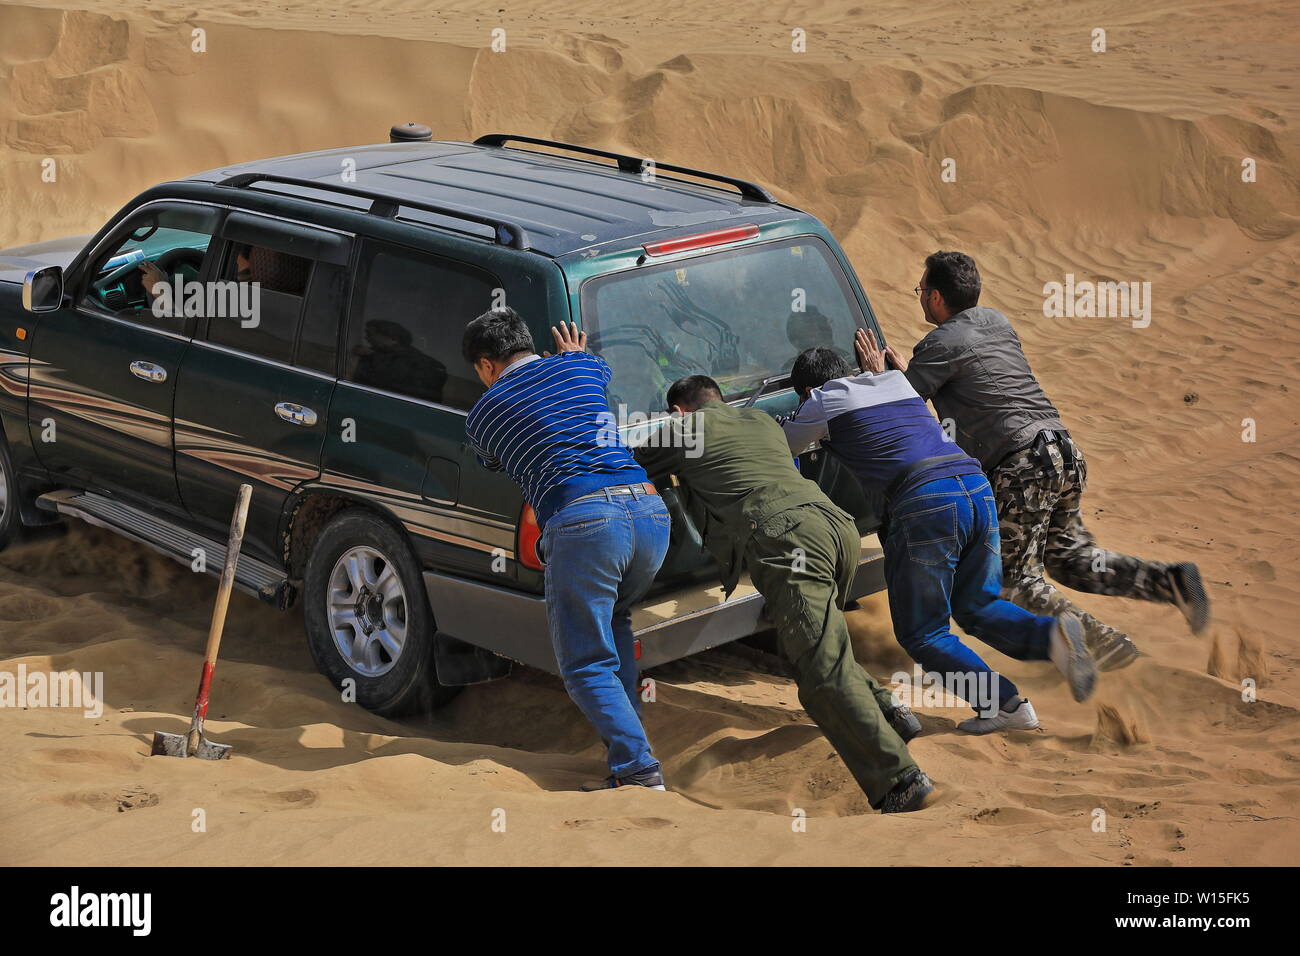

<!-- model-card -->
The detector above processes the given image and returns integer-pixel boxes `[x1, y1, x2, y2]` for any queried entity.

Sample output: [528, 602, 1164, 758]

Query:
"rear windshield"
[580, 235, 866, 414]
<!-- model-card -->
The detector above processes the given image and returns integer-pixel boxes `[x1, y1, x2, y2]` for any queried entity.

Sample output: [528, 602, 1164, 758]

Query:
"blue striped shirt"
[465, 351, 648, 530]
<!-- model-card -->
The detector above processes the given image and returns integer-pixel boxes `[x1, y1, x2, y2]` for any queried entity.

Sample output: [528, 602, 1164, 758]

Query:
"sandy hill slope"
[0, 0, 1296, 865]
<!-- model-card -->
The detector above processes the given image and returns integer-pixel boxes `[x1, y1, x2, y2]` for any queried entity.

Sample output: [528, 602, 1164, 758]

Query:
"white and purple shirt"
[781, 369, 981, 501]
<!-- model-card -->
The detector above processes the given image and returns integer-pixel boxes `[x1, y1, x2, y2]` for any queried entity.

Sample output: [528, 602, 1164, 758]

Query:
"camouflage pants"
[989, 438, 1174, 668]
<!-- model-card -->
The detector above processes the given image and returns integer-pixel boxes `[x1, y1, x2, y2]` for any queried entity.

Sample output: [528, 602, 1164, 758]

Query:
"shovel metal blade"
[150, 731, 232, 760]
[193, 737, 232, 760]
[151, 731, 189, 757]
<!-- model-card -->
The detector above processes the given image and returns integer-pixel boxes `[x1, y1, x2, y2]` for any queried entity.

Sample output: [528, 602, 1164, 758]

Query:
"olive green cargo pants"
[745, 501, 917, 808]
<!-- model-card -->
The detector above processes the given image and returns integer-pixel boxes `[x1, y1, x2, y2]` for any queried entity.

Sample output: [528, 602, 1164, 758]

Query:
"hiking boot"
[889, 703, 923, 743]
[1050, 613, 1098, 703]
[1169, 562, 1210, 635]
[958, 698, 1040, 735]
[880, 769, 935, 813]
[580, 762, 667, 792]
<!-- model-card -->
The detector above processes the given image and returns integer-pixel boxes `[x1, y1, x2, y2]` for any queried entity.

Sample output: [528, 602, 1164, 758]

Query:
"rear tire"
[303, 509, 459, 716]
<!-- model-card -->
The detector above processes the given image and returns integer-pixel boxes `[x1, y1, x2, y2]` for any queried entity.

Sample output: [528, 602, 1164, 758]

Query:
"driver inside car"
[137, 259, 171, 309]
[134, 247, 206, 313]
[136, 242, 307, 312]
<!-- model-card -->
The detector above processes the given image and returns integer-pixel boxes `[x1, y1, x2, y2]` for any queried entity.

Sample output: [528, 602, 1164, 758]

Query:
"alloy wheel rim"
[327, 546, 407, 678]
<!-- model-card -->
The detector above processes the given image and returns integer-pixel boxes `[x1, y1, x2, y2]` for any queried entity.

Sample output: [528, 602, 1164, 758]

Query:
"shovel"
[151, 483, 252, 760]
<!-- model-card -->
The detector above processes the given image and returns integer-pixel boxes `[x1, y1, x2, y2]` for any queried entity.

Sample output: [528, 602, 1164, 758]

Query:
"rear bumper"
[423, 534, 885, 675]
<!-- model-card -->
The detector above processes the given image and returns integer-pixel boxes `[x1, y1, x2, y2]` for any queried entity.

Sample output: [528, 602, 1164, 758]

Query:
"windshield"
[580, 236, 866, 414]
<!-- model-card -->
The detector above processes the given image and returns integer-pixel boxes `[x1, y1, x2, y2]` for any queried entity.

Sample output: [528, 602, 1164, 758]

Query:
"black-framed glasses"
[914, 285, 932, 296]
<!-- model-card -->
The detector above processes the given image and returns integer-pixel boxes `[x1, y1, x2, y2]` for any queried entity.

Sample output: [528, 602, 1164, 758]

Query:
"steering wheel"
[91, 246, 205, 311]
[153, 247, 205, 281]
[93, 252, 148, 292]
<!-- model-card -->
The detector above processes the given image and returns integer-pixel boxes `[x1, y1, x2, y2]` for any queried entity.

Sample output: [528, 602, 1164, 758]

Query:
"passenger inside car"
[203, 243, 314, 362]
[350, 319, 449, 404]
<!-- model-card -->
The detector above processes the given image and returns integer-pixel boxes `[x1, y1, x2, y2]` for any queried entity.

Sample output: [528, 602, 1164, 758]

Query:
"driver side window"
[80, 204, 220, 334]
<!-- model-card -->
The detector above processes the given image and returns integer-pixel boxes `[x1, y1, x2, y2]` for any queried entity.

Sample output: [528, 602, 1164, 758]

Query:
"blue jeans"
[883, 472, 1055, 715]
[540, 487, 671, 777]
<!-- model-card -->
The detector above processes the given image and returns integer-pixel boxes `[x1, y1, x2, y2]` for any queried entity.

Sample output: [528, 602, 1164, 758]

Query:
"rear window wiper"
[741, 374, 791, 408]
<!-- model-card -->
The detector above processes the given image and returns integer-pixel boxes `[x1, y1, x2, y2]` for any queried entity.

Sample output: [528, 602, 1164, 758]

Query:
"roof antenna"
[390, 123, 433, 143]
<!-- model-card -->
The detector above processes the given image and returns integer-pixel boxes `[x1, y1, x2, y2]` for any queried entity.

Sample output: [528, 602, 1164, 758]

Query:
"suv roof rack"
[216, 172, 532, 250]
[473, 134, 777, 204]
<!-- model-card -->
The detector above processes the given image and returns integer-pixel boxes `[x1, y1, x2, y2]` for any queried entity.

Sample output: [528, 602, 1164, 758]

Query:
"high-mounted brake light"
[641, 224, 759, 258]
[517, 503, 544, 571]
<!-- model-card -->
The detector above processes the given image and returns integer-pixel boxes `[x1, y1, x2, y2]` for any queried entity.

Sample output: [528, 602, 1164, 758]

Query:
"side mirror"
[22, 266, 64, 313]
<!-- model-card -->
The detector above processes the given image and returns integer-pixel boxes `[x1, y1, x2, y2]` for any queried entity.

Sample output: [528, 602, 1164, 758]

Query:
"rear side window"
[206, 243, 311, 364]
[297, 263, 346, 375]
[199, 214, 350, 373]
[345, 241, 498, 410]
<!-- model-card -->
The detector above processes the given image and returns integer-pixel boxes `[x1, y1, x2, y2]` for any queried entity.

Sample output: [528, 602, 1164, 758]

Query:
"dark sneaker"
[889, 703, 923, 743]
[880, 769, 935, 814]
[1049, 613, 1098, 703]
[1088, 628, 1141, 672]
[1169, 562, 1210, 635]
[580, 762, 667, 792]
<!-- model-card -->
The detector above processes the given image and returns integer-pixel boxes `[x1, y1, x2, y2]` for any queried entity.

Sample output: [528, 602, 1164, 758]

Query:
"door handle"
[129, 360, 167, 383]
[274, 402, 318, 427]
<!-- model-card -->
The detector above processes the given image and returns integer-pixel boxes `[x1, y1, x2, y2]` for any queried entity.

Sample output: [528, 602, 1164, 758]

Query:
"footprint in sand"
[230, 788, 319, 810]
[268, 788, 318, 807]
[626, 817, 675, 829]
[0, 593, 62, 621]
[562, 816, 674, 830]
[34, 747, 136, 774]
[116, 785, 159, 812]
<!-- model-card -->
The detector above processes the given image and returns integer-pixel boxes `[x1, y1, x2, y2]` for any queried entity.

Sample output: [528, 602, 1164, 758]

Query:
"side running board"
[36, 490, 294, 609]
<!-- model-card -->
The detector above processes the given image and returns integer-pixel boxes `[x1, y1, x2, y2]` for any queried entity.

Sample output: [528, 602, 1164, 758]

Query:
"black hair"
[461, 306, 536, 365]
[791, 347, 851, 396]
[924, 251, 981, 313]
[786, 306, 834, 350]
[666, 375, 723, 411]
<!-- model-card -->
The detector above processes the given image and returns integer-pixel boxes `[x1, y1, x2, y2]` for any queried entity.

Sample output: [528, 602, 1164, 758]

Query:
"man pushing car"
[781, 347, 1097, 734]
[634, 374, 934, 812]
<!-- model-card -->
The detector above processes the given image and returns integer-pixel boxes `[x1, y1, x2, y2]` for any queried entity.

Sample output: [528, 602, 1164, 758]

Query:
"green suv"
[0, 132, 890, 715]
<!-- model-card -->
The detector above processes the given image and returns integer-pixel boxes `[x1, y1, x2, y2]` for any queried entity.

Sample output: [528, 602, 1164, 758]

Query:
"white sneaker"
[958, 699, 1040, 735]
[1050, 613, 1098, 703]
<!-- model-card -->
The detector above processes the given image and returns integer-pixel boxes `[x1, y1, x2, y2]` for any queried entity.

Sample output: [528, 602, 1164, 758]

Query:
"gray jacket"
[903, 306, 1065, 470]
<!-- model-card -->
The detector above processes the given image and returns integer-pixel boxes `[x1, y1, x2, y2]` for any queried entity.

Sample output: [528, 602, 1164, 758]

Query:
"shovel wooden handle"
[193, 483, 252, 725]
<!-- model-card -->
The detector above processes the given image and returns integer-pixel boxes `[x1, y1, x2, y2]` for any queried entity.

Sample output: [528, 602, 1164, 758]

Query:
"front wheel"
[303, 509, 459, 715]
[0, 439, 21, 552]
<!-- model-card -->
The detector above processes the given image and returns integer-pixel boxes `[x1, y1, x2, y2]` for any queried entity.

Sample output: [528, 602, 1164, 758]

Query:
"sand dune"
[1, 1, 1297, 865]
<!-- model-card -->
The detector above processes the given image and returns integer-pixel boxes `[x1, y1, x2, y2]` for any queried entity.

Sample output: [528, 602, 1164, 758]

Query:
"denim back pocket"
[980, 494, 1001, 555]
[897, 502, 959, 567]
[554, 516, 610, 538]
